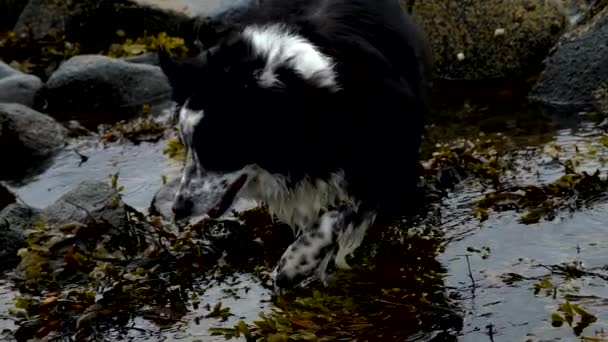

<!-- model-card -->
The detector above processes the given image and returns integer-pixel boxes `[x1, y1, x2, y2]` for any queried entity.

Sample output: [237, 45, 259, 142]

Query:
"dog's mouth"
[207, 174, 248, 219]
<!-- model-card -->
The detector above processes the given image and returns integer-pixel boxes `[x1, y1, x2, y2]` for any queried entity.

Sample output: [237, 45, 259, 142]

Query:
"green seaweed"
[163, 137, 186, 162]
[0, 30, 189, 79]
[106, 31, 189, 58]
[551, 301, 598, 336]
[210, 220, 459, 341]
[100, 110, 167, 145]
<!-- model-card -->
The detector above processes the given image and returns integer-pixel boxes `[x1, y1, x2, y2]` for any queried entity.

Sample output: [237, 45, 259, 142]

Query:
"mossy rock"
[403, 0, 567, 81]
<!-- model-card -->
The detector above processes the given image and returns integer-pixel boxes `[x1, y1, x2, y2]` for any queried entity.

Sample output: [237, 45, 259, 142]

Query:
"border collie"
[159, 0, 431, 289]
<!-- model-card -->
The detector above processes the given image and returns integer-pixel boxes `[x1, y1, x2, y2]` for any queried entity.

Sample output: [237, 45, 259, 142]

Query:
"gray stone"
[529, 7, 608, 113]
[0, 74, 44, 108]
[0, 60, 22, 79]
[0, 203, 43, 271]
[0, 103, 67, 180]
[43, 180, 129, 229]
[0, 181, 131, 271]
[37, 55, 172, 126]
[149, 176, 180, 220]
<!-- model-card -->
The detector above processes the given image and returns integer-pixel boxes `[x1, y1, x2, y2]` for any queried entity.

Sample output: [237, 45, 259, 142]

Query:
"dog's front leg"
[273, 208, 374, 289]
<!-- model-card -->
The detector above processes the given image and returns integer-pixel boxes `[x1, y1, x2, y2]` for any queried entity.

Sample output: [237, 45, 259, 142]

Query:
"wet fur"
[160, 0, 431, 288]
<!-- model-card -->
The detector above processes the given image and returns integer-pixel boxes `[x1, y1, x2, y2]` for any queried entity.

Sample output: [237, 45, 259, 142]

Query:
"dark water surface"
[2, 99, 608, 341]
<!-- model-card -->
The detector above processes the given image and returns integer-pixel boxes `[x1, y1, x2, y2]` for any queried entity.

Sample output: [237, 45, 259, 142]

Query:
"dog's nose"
[172, 198, 193, 221]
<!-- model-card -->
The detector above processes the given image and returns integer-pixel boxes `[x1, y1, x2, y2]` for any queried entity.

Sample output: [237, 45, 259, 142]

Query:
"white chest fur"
[242, 168, 355, 233]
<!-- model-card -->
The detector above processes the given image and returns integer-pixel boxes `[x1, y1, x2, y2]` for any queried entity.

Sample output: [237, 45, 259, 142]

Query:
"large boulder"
[0, 103, 67, 180]
[0, 203, 43, 271]
[529, 6, 608, 113]
[0, 61, 43, 108]
[13, 0, 257, 44]
[43, 180, 129, 229]
[36, 55, 172, 127]
[403, 0, 567, 81]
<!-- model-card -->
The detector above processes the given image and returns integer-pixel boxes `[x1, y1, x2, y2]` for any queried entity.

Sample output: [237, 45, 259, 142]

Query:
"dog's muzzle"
[172, 194, 193, 221]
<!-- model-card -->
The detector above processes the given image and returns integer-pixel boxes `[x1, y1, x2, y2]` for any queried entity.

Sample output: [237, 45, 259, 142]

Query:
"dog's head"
[159, 23, 341, 220]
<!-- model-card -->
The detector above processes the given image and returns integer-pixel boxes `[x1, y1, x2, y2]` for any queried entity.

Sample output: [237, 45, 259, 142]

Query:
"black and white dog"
[159, 0, 431, 289]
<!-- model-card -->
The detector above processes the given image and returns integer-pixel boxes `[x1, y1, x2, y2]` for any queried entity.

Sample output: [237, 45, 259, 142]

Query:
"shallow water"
[6, 137, 182, 212]
[2, 101, 608, 341]
[437, 118, 608, 341]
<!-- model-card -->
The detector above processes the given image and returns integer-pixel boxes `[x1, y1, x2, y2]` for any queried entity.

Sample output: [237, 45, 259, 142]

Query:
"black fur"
[161, 0, 430, 221]
[160, 0, 431, 288]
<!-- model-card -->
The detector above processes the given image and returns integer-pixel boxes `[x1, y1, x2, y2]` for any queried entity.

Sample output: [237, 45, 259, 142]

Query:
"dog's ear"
[158, 46, 208, 105]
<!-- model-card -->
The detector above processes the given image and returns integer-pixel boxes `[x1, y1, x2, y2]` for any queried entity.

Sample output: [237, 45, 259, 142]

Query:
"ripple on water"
[439, 121, 608, 342]
[0, 279, 17, 336]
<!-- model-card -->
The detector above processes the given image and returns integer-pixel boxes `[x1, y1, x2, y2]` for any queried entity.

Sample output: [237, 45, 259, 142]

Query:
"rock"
[14, 0, 257, 44]
[0, 181, 131, 271]
[0, 183, 16, 211]
[36, 55, 172, 127]
[0, 75, 43, 108]
[529, 6, 608, 113]
[403, 0, 567, 81]
[0, 103, 67, 180]
[0, 60, 21, 79]
[149, 176, 180, 220]
[0, 61, 44, 107]
[43, 180, 129, 229]
[0, 203, 43, 271]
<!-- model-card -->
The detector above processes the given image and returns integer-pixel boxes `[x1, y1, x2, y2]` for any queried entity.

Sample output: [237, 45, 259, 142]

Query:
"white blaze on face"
[178, 104, 205, 147]
[242, 23, 340, 91]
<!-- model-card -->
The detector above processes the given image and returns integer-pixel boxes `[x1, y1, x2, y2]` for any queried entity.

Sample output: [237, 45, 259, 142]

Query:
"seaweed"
[7, 189, 462, 342]
[210, 220, 461, 341]
[163, 136, 186, 162]
[105, 31, 189, 58]
[0, 30, 189, 80]
[476, 160, 608, 224]
[100, 106, 167, 145]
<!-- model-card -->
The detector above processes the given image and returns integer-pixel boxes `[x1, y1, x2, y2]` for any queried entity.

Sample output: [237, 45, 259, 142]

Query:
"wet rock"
[37, 55, 171, 127]
[14, 0, 257, 44]
[0, 75, 43, 108]
[149, 176, 180, 220]
[403, 0, 567, 81]
[529, 6, 608, 113]
[559, 0, 608, 26]
[0, 60, 21, 79]
[0, 103, 67, 180]
[43, 180, 129, 229]
[0, 183, 16, 211]
[0, 203, 43, 271]
[0, 62, 43, 108]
